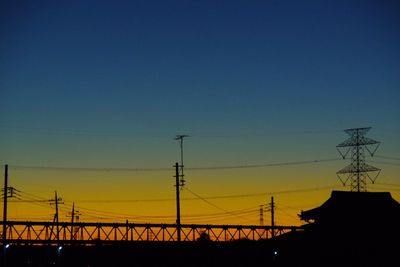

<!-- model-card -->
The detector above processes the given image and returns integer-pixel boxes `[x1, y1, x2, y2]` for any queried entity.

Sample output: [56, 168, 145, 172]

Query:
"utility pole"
[71, 203, 75, 240]
[174, 135, 188, 242]
[55, 191, 60, 243]
[3, 164, 8, 267]
[270, 196, 275, 239]
[49, 191, 63, 243]
[174, 162, 181, 242]
[67, 203, 80, 241]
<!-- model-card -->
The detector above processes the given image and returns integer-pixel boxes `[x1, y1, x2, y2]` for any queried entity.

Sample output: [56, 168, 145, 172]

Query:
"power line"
[5, 158, 341, 172]
[0, 125, 169, 138]
[65, 198, 176, 203]
[369, 186, 400, 192]
[186, 158, 341, 170]
[61, 203, 259, 222]
[375, 182, 400, 188]
[54, 185, 340, 204]
[177, 210, 260, 224]
[368, 160, 400, 166]
[375, 155, 400, 161]
[184, 187, 259, 223]
[0, 125, 342, 138]
[10, 185, 340, 205]
[69, 202, 257, 221]
[182, 208, 259, 219]
[186, 185, 339, 200]
[275, 207, 299, 221]
[9, 184, 340, 224]
[7, 186, 340, 224]
[8, 165, 171, 172]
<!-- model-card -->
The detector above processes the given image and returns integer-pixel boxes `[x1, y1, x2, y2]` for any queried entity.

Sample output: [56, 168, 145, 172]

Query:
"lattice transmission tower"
[336, 127, 381, 192]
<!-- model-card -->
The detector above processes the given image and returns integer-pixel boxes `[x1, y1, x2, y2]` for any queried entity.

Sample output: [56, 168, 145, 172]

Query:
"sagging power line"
[5, 158, 341, 172]
[10, 184, 340, 205]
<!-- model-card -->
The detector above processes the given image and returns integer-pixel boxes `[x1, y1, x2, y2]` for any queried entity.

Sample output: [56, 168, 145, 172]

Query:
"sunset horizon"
[1, 1, 399, 266]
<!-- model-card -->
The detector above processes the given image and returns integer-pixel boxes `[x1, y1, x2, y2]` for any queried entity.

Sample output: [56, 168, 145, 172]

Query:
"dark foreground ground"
[1, 232, 399, 267]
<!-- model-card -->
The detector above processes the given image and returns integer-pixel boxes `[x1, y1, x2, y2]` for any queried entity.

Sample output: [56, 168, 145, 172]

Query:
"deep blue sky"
[1, 0, 399, 167]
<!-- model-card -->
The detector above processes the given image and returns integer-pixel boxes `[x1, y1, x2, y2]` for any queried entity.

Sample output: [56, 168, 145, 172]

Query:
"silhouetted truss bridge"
[3, 221, 301, 245]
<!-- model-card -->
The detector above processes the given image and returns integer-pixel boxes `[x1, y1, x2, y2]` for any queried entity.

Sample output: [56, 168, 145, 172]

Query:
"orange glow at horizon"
[4, 165, 399, 227]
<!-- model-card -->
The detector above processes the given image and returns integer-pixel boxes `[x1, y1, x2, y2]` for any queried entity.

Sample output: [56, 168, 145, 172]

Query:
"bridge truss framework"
[2, 221, 301, 245]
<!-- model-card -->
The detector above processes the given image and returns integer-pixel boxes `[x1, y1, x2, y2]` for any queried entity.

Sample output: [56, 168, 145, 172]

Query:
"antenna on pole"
[175, 134, 189, 187]
[336, 127, 381, 192]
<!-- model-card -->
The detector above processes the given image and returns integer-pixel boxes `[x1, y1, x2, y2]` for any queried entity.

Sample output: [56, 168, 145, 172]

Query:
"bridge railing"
[2, 221, 302, 244]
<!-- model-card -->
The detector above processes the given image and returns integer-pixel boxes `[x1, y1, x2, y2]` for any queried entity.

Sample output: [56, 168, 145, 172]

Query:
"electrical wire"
[8, 182, 340, 225]
[8, 165, 170, 172]
[3, 150, 398, 224]
[6, 158, 341, 172]
[67, 198, 176, 203]
[186, 185, 339, 201]
[13, 185, 340, 206]
[0, 126, 342, 138]
[375, 182, 400, 188]
[183, 187, 254, 223]
[186, 158, 341, 170]
[7, 189, 261, 222]
[275, 207, 299, 221]
[4, 155, 399, 172]
[370, 186, 400, 192]
[368, 160, 400, 166]
[375, 155, 400, 161]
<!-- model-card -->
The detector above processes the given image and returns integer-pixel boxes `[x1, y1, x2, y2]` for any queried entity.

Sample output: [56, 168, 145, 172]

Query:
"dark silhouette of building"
[300, 190, 400, 231]
[293, 190, 400, 266]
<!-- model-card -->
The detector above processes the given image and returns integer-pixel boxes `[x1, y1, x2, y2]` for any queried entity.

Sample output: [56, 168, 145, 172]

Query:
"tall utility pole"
[68, 203, 80, 241]
[268, 196, 275, 239]
[49, 191, 63, 243]
[174, 162, 181, 242]
[55, 191, 60, 242]
[336, 127, 380, 192]
[174, 135, 188, 242]
[3, 164, 8, 267]
[71, 203, 75, 240]
[71, 202, 75, 240]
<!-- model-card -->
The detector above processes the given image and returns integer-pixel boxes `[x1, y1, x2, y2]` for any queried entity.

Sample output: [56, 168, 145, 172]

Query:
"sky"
[1, 0, 399, 226]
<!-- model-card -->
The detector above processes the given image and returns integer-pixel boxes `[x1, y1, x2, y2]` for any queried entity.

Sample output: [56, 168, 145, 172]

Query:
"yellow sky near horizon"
[4, 164, 399, 226]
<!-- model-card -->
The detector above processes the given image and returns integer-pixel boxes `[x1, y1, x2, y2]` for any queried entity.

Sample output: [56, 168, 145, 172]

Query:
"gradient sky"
[1, 0, 399, 226]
